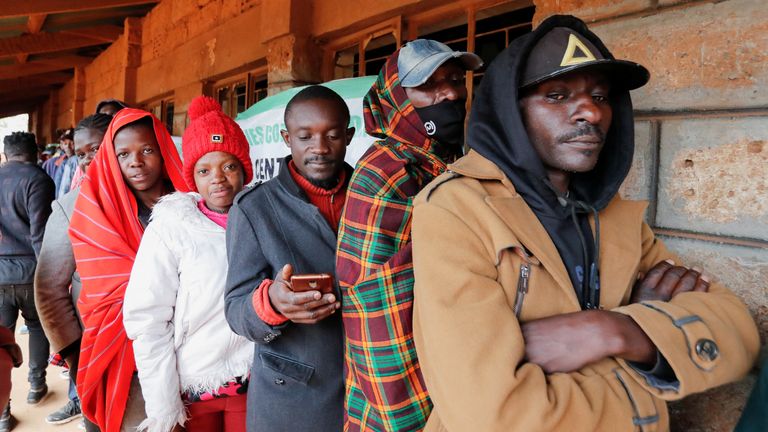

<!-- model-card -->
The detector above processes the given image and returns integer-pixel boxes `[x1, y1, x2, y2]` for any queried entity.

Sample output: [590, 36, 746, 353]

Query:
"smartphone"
[290, 273, 334, 294]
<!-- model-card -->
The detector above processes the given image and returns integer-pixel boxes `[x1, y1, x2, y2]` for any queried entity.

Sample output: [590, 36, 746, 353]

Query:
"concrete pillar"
[264, 34, 323, 95]
[73, 67, 86, 126]
[119, 17, 142, 105]
[48, 89, 58, 143]
[260, 0, 322, 95]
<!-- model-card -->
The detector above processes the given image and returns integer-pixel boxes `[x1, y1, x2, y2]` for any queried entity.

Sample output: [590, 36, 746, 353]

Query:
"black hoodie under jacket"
[467, 15, 638, 309]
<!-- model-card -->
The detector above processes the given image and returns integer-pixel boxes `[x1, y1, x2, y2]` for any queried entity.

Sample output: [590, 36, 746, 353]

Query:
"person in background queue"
[95, 99, 128, 116]
[0, 131, 55, 431]
[36, 113, 112, 430]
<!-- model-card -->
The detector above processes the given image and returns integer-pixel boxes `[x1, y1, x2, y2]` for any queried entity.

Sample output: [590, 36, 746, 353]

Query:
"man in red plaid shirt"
[336, 40, 482, 431]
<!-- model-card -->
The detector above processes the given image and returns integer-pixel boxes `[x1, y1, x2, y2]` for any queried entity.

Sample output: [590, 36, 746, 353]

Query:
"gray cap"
[397, 39, 483, 88]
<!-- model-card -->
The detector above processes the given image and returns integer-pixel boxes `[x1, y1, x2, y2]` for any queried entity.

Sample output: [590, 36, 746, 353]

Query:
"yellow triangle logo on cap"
[560, 33, 596, 66]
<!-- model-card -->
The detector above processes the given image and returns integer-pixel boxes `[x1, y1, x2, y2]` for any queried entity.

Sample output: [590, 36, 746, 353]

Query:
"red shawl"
[68, 109, 188, 431]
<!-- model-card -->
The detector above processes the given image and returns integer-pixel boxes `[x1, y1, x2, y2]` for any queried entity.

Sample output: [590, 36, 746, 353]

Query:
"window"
[144, 97, 174, 134]
[164, 101, 175, 134]
[410, 2, 535, 102]
[323, 3, 534, 102]
[213, 70, 268, 118]
[325, 18, 402, 80]
[251, 78, 268, 105]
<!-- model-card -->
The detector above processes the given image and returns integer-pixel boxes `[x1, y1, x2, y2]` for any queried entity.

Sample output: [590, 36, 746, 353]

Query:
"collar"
[287, 160, 347, 197]
[277, 155, 353, 201]
[445, 150, 649, 310]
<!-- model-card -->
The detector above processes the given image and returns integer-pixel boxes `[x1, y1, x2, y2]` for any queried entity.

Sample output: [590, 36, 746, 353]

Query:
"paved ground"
[7, 321, 81, 432]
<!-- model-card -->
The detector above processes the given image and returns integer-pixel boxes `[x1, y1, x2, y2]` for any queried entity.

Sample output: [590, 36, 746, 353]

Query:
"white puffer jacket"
[124, 192, 253, 432]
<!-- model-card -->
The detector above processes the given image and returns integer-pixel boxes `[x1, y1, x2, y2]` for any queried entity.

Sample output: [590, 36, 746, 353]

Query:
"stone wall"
[83, 36, 127, 115]
[54, 79, 75, 130]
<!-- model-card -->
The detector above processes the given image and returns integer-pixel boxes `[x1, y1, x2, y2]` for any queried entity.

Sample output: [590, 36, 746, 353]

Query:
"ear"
[280, 129, 291, 148]
[345, 127, 355, 147]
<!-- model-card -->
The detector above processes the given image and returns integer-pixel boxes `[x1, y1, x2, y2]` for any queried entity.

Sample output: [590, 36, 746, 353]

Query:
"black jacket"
[468, 15, 637, 307]
[0, 161, 55, 284]
[224, 157, 350, 432]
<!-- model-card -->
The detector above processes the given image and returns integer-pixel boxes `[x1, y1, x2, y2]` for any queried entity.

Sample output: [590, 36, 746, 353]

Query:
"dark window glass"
[334, 46, 359, 79]
[252, 78, 268, 105]
[472, 6, 535, 87]
[364, 34, 397, 76]
[235, 82, 247, 114]
[217, 87, 230, 117]
[475, 30, 506, 70]
[164, 101, 174, 134]
[421, 23, 468, 45]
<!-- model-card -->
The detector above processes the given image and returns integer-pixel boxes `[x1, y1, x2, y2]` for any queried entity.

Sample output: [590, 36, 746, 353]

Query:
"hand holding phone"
[267, 265, 339, 324]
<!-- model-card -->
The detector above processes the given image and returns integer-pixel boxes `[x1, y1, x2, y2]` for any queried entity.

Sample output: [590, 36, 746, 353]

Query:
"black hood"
[468, 15, 641, 308]
[468, 14, 636, 215]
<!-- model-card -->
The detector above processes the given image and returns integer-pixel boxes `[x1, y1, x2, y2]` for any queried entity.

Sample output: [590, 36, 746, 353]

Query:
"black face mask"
[414, 99, 467, 149]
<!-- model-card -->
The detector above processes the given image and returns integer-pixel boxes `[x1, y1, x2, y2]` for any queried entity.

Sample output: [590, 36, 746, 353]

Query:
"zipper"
[513, 262, 530, 318]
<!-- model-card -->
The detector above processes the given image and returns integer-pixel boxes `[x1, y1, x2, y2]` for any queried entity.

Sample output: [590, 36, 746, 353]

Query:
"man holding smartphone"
[224, 85, 354, 431]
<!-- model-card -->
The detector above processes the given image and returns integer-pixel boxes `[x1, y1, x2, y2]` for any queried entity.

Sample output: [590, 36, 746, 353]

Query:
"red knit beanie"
[182, 96, 253, 191]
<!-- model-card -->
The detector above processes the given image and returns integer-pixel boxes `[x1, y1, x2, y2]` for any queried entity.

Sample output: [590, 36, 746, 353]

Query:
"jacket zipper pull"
[513, 263, 530, 317]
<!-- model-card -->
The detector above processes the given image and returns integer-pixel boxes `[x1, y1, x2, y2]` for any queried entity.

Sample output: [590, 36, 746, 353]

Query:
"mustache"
[556, 124, 606, 143]
[304, 156, 335, 164]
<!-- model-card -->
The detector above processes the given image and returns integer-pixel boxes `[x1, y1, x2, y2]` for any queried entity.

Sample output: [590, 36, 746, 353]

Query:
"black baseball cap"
[521, 27, 649, 90]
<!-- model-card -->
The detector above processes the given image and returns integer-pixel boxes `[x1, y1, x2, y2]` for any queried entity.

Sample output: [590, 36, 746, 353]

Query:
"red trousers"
[185, 394, 247, 432]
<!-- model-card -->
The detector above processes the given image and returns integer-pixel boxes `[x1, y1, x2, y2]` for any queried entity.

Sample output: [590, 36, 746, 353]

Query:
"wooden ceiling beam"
[0, 0, 160, 18]
[0, 58, 82, 79]
[59, 25, 124, 43]
[33, 55, 94, 68]
[0, 25, 120, 57]
[0, 88, 51, 106]
[27, 14, 47, 33]
[0, 71, 72, 91]
[15, 14, 47, 64]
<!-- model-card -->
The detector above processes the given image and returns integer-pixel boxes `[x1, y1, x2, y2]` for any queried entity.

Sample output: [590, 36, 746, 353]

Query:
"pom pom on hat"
[188, 96, 221, 121]
[181, 96, 253, 191]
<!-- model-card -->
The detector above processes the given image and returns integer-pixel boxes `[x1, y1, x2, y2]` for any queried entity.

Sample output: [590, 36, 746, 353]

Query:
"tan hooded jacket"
[411, 150, 759, 432]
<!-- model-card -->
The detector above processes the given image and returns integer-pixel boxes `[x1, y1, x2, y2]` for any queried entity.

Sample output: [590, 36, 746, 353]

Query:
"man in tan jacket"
[411, 15, 759, 432]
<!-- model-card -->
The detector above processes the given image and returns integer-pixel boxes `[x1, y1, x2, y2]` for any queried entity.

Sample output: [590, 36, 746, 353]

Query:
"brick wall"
[535, 0, 767, 430]
[83, 38, 127, 115]
[136, 0, 267, 132]
[55, 79, 75, 130]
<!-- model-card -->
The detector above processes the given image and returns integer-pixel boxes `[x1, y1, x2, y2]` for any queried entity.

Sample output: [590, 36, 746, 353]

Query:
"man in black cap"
[410, 15, 758, 430]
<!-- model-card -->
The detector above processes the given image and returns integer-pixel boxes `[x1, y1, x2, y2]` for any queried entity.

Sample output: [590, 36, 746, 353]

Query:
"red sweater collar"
[287, 160, 347, 231]
[288, 160, 347, 197]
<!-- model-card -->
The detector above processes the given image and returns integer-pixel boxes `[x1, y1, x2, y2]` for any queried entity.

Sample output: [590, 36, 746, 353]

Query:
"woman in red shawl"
[68, 109, 188, 432]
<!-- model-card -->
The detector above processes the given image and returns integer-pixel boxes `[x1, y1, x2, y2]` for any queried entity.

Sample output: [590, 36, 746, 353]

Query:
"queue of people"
[0, 13, 762, 432]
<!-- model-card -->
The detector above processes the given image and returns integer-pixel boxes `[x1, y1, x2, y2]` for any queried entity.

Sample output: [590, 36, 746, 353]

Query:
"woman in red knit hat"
[123, 96, 254, 432]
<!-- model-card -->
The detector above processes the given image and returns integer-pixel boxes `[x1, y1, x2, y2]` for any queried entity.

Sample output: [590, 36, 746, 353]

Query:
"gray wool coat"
[35, 188, 83, 355]
[224, 157, 350, 432]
